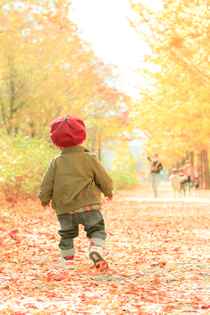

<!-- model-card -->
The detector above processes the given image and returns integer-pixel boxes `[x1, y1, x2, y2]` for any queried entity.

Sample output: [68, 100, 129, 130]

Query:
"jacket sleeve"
[38, 158, 56, 206]
[91, 154, 113, 197]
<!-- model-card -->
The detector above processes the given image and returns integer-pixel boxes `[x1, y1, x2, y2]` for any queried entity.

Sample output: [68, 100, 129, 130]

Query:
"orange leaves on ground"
[0, 185, 210, 314]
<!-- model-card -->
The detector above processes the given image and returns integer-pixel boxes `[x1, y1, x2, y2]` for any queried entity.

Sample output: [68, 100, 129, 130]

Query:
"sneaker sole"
[89, 251, 108, 268]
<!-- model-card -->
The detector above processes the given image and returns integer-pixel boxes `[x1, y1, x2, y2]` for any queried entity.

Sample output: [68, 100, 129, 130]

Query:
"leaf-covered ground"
[0, 183, 210, 314]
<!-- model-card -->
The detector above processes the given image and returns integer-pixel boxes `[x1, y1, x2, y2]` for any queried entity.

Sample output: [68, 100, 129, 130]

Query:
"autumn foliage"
[129, 0, 210, 168]
[0, 0, 139, 198]
[0, 131, 57, 202]
[0, 0, 131, 147]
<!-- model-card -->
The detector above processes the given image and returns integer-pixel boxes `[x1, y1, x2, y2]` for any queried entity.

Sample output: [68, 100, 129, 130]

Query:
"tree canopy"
[0, 0, 131, 148]
[129, 0, 210, 167]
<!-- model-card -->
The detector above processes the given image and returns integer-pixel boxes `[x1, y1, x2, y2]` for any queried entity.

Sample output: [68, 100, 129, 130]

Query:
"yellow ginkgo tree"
[129, 0, 210, 186]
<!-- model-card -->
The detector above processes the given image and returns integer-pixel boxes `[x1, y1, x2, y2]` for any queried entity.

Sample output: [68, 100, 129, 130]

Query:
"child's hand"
[105, 197, 113, 201]
[43, 203, 51, 210]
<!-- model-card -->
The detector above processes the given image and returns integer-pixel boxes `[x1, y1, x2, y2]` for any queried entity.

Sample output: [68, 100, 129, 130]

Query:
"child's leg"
[57, 213, 79, 259]
[80, 210, 108, 267]
[79, 210, 106, 249]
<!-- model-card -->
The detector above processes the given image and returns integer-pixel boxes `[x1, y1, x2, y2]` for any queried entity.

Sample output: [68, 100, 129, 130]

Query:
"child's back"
[40, 146, 113, 215]
[169, 169, 180, 199]
[169, 174, 180, 188]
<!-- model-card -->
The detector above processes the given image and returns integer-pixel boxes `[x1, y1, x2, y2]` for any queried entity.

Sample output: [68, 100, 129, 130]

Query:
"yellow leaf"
[88, 299, 100, 305]
[111, 300, 120, 308]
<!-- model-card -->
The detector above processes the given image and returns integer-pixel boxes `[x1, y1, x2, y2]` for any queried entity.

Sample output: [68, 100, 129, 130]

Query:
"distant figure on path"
[169, 168, 180, 199]
[179, 168, 187, 198]
[183, 160, 195, 195]
[147, 153, 163, 198]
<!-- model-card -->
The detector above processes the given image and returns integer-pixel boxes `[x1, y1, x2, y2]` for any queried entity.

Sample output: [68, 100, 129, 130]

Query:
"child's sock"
[64, 255, 74, 260]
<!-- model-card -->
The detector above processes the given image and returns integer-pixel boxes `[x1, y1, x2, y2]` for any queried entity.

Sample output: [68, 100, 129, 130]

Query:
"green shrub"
[111, 151, 140, 190]
[0, 131, 57, 202]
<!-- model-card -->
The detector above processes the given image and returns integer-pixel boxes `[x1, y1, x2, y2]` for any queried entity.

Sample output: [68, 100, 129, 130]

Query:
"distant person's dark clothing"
[187, 176, 191, 183]
[194, 179, 200, 196]
[183, 163, 194, 193]
[151, 161, 163, 174]
[150, 159, 163, 197]
[179, 174, 187, 197]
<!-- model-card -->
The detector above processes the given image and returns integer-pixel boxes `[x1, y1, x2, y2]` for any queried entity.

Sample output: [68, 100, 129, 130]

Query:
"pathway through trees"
[0, 184, 210, 314]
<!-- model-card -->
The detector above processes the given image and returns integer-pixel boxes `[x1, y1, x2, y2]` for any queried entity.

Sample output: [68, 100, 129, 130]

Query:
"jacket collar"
[60, 146, 90, 155]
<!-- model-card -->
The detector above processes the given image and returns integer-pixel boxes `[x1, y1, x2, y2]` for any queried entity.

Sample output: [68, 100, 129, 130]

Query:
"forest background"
[0, 0, 210, 203]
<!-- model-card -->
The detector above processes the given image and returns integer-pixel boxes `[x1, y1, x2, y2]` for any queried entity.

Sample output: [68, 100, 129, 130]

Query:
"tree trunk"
[190, 152, 194, 167]
[0, 100, 6, 125]
[203, 150, 210, 189]
[14, 125, 19, 136]
[182, 156, 185, 166]
[7, 125, 12, 134]
[92, 130, 97, 155]
[186, 150, 188, 160]
[98, 131, 102, 162]
[198, 152, 203, 188]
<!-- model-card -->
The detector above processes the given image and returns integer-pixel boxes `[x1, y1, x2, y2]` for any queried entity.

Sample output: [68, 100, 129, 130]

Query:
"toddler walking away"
[169, 168, 180, 200]
[194, 177, 200, 196]
[38, 115, 113, 270]
[179, 168, 187, 198]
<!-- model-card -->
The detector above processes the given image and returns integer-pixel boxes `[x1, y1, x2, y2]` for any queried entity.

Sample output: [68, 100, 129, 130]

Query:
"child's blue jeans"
[57, 210, 107, 257]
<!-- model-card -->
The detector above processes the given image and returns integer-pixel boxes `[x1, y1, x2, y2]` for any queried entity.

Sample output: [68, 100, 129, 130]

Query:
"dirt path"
[0, 184, 210, 314]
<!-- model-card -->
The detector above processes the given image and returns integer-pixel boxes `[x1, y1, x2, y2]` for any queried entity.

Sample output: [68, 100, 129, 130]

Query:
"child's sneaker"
[60, 256, 75, 270]
[89, 246, 108, 269]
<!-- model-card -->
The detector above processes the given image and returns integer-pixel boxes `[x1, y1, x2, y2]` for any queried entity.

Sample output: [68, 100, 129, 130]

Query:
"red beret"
[50, 115, 86, 147]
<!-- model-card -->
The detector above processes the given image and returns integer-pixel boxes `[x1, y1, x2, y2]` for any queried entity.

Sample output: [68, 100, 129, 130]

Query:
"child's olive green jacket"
[38, 146, 113, 215]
